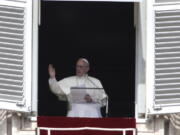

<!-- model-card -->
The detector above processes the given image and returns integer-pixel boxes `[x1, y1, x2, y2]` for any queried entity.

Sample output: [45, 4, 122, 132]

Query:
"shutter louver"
[154, 9, 180, 106]
[155, 0, 180, 3]
[0, 5, 24, 103]
[7, 0, 26, 2]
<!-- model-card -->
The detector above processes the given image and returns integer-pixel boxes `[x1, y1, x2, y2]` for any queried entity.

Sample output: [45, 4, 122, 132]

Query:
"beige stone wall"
[137, 117, 165, 135]
[0, 113, 36, 135]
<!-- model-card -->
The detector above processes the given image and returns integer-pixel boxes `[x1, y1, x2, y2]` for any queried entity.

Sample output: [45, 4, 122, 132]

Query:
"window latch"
[154, 105, 162, 111]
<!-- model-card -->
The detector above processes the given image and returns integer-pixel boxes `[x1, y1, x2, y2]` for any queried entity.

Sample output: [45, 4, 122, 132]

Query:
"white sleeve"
[48, 78, 67, 101]
[95, 89, 107, 107]
[90, 79, 107, 107]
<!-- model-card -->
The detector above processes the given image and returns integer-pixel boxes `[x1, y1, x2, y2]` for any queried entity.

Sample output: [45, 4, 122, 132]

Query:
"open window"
[0, 0, 38, 112]
[146, 0, 180, 114]
[39, 0, 136, 117]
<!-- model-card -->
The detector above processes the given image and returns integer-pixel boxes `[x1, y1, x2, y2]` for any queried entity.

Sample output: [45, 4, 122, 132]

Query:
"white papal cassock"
[49, 74, 107, 118]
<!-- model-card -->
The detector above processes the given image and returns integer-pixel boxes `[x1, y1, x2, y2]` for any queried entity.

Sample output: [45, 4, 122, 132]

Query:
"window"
[38, 1, 135, 117]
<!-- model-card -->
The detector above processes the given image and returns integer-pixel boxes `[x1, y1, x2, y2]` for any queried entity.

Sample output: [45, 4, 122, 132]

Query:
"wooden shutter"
[0, 0, 33, 112]
[155, 0, 180, 3]
[147, 1, 180, 114]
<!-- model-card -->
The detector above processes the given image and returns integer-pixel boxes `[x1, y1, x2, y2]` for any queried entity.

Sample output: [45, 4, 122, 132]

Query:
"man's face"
[76, 59, 89, 77]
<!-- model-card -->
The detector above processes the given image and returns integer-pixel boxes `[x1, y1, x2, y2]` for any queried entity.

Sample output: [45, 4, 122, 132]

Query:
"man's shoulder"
[87, 76, 103, 88]
[88, 76, 100, 82]
[60, 75, 100, 82]
[61, 76, 76, 81]
[58, 76, 76, 85]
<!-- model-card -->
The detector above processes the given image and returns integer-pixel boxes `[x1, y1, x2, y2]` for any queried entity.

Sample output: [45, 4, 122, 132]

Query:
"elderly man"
[48, 58, 107, 118]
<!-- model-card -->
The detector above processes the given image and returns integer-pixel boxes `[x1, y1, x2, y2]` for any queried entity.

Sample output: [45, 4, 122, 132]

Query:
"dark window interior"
[38, 1, 135, 117]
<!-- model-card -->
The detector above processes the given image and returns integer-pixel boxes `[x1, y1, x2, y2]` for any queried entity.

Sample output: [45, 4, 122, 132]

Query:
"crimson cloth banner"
[38, 116, 136, 135]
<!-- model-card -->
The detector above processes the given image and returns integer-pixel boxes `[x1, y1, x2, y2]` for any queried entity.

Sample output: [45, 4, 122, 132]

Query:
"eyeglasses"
[76, 65, 88, 68]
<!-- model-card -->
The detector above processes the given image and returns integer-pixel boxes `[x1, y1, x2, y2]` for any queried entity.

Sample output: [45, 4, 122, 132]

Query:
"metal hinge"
[154, 105, 162, 111]
[16, 100, 25, 107]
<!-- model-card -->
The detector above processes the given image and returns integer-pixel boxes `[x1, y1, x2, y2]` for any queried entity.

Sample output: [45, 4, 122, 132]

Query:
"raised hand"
[48, 64, 56, 79]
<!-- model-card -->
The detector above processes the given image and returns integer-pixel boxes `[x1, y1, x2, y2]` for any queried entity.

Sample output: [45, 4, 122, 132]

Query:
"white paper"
[70, 87, 87, 103]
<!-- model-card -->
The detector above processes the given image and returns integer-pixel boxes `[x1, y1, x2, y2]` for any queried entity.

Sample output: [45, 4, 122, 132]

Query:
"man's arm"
[48, 64, 66, 96]
[94, 89, 107, 107]
[87, 77, 107, 106]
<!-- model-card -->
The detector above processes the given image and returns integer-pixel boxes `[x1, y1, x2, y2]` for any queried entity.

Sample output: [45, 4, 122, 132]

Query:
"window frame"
[42, 0, 141, 2]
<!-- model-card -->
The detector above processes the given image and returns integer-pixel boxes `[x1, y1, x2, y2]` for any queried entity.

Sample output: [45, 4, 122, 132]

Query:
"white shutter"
[7, 0, 26, 2]
[0, 0, 33, 112]
[146, 1, 180, 114]
[155, 0, 180, 3]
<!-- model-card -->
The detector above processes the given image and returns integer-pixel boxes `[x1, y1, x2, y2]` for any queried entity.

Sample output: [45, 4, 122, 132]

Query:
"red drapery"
[38, 116, 136, 135]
